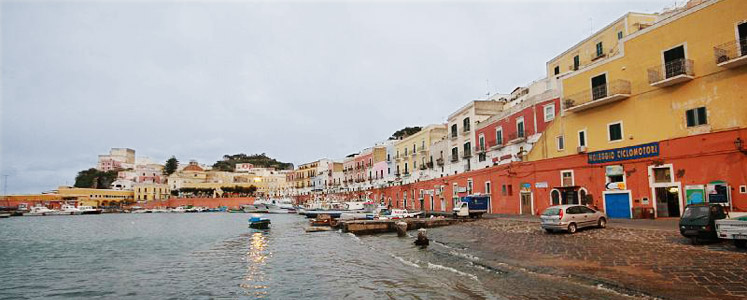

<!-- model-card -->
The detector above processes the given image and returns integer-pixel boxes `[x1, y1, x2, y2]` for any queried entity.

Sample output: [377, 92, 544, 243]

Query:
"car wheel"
[597, 218, 607, 228]
[567, 223, 577, 234]
[690, 237, 699, 245]
[735, 240, 747, 249]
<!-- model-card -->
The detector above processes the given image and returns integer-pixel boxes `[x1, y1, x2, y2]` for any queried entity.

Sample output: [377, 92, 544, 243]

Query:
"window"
[578, 130, 587, 147]
[561, 170, 574, 186]
[413, 160, 417, 170]
[686, 107, 707, 127]
[507, 185, 513, 196]
[451, 147, 458, 162]
[467, 179, 473, 194]
[607, 165, 624, 184]
[501, 185, 507, 196]
[556, 136, 565, 151]
[463, 117, 471, 132]
[617, 31, 623, 40]
[596, 42, 603, 57]
[517, 117, 525, 138]
[652, 167, 672, 183]
[496, 127, 503, 146]
[608, 122, 623, 142]
[404, 163, 409, 174]
[554, 66, 560, 75]
[573, 55, 580, 70]
[478, 135, 485, 150]
[663, 45, 686, 78]
[463, 142, 471, 158]
[591, 74, 607, 100]
[485, 181, 491, 194]
[451, 124, 458, 138]
[544, 104, 555, 122]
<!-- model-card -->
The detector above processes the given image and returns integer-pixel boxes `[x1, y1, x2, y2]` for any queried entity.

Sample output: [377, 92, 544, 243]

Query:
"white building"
[444, 99, 504, 175]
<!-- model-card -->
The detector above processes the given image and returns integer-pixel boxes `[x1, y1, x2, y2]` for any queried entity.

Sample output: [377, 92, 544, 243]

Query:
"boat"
[254, 198, 296, 213]
[241, 204, 268, 213]
[0, 213, 10, 218]
[79, 206, 103, 214]
[24, 205, 58, 216]
[378, 209, 423, 220]
[248, 217, 271, 229]
[170, 207, 187, 213]
[59, 204, 83, 215]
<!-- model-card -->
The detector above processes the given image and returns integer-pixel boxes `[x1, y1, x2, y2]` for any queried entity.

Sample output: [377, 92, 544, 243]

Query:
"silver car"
[540, 205, 607, 233]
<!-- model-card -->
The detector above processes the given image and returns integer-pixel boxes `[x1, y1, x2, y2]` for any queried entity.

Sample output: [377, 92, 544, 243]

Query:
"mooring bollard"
[396, 221, 408, 237]
[414, 228, 429, 247]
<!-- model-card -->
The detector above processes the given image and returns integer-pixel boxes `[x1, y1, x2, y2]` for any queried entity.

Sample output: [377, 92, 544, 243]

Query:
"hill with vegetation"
[212, 153, 293, 172]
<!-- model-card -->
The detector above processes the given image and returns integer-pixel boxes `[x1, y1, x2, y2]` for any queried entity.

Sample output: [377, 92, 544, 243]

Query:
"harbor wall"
[136, 197, 256, 209]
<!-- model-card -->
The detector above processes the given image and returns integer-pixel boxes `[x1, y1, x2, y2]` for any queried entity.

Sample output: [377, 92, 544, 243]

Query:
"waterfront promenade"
[430, 217, 747, 300]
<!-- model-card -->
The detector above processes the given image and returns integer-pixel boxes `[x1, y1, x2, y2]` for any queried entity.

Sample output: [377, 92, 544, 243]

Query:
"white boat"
[59, 204, 83, 215]
[24, 205, 58, 216]
[79, 206, 103, 215]
[378, 209, 422, 220]
[256, 198, 296, 213]
[170, 207, 187, 213]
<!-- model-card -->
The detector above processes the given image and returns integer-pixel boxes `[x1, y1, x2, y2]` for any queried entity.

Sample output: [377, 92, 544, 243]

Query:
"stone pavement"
[430, 217, 747, 300]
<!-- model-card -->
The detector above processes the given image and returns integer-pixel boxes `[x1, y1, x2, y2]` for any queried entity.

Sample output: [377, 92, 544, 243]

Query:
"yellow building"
[530, 0, 747, 161]
[394, 124, 447, 177]
[546, 13, 658, 78]
[134, 183, 170, 201]
[57, 186, 135, 207]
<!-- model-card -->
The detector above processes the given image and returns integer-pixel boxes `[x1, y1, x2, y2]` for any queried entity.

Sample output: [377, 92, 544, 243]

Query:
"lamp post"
[735, 137, 746, 153]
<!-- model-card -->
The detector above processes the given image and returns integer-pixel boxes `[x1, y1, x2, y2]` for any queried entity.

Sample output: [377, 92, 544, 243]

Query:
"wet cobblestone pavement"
[429, 218, 747, 300]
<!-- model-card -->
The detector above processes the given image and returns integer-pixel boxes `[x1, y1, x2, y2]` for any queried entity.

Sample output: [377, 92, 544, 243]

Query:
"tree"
[389, 126, 422, 140]
[164, 156, 178, 176]
[74, 168, 119, 189]
[212, 153, 293, 171]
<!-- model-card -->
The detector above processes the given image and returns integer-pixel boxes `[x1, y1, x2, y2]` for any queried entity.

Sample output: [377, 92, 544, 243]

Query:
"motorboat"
[78, 206, 103, 214]
[242, 204, 269, 213]
[24, 205, 58, 216]
[170, 207, 187, 213]
[248, 217, 271, 229]
[59, 204, 83, 215]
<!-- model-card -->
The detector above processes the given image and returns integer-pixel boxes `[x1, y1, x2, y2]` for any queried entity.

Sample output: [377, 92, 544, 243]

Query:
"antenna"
[485, 79, 490, 98]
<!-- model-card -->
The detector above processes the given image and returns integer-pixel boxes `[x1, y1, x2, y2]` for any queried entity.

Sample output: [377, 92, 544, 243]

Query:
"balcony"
[395, 155, 403, 161]
[461, 127, 471, 135]
[564, 80, 631, 113]
[462, 151, 472, 159]
[714, 38, 747, 68]
[436, 158, 444, 166]
[474, 146, 486, 154]
[507, 132, 526, 144]
[450, 155, 459, 163]
[647, 59, 694, 88]
[426, 161, 434, 169]
[450, 133, 458, 140]
[418, 146, 427, 153]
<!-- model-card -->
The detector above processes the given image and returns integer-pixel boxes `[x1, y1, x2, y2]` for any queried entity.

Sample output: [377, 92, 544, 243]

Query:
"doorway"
[663, 46, 686, 78]
[655, 186, 681, 218]
[591, 74, 607, 100]
[520, 192, 532, 215]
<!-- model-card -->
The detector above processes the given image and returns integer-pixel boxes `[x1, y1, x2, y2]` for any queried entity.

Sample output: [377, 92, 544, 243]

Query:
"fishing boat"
[248, 217, 271, 229]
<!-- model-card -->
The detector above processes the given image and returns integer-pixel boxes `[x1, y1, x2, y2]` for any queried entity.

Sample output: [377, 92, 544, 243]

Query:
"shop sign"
[605, 182, 626, 190]
[605, 165, 624, 176]
[520, 183, 531, 191]
[707, 181, 729, 204]
[587, 142, 659, 164]
[685, 185, 705, 205]
[535, 182, 548, 188]
[456, 187, 467, 193]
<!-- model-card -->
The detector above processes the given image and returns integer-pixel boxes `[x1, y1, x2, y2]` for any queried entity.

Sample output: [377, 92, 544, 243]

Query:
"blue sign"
[587, 142, 659, 164]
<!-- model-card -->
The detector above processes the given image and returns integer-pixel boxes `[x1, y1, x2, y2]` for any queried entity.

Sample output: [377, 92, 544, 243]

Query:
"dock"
[340, 217, 476, 235]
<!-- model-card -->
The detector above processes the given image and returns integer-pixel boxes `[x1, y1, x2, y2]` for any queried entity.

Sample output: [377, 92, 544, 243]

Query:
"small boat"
[378, 209, 422, 220]
[249, 217, 271, 229]
[25, 205, 58, 216]
[79, 206, 103, 215]
[59, 204, 83, 215]
[0, 213, 10, 218]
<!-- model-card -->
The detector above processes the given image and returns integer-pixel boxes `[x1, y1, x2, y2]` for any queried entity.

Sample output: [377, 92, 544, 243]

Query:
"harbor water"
[0, 213, 627, 299]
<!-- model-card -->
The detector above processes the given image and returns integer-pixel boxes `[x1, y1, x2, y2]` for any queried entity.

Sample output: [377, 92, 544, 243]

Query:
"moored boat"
[248, 217, 271, 229]
[24, 205, 58, 216]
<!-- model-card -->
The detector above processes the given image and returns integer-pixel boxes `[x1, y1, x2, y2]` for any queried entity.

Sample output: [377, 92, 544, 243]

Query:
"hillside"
[212, 153, 293, 172]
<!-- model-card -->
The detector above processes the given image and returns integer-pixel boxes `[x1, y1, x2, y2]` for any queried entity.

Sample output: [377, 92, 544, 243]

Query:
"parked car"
[716, 213, 747, 249]
[540, 205, 607, 233]
[679, 203, 727, 245]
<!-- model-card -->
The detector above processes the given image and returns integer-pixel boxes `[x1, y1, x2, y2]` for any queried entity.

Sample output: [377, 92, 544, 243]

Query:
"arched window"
[551, 189, 561, 206]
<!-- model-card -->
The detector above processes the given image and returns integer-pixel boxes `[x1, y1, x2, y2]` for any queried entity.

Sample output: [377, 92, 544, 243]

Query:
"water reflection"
[241, 231, 270, 298]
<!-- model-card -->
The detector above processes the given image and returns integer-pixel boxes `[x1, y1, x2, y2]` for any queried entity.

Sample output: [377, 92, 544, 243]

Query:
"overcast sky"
[1, 0, 676, 194]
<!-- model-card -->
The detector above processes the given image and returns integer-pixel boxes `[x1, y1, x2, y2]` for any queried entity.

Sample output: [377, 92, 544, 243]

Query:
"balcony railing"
[714, 38, 747, 68]
[426, 161, 434, 169]
[450, 133, 458, 140]
[474, 146, 486, 153]
[417, 146, 426, 153]
[507, 132, 526, 143]
[450, 155, 459, 162]
[462, 151, 472, 159]
[563, 80, 631, 113]
[436, 158, 444, 166]
[647, 58, 694, 88]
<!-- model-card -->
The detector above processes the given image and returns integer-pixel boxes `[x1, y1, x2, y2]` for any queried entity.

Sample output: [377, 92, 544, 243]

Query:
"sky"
[0, 0, 677, 194]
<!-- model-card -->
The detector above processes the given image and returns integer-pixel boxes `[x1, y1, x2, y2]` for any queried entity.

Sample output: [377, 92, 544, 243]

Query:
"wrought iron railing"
[714, 38, 747, 64]
[647, 59, 694, 84]
[563, 80, 631, 110]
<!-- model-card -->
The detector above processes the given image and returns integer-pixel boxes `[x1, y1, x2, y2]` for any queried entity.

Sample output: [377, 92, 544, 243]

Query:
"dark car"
[679, 204, 727, 244]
